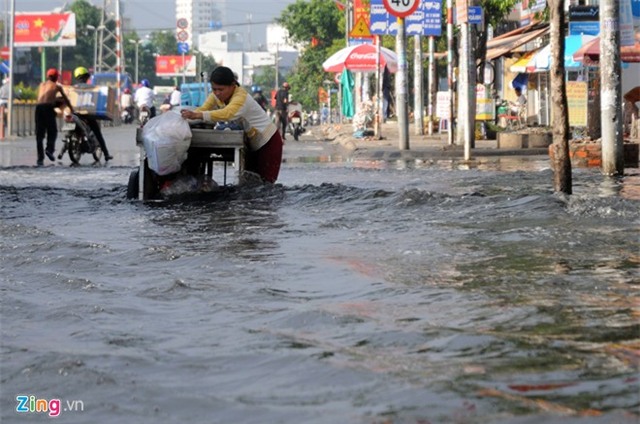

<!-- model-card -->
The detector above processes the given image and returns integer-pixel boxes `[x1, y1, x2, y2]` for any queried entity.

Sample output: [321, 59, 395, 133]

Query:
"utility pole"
[428, 36, 436, 136]
[413, 35, 424, 136]
[383, 0, 418, 150]
[375, 36, 382, 138]
[396, 17, 409, 150]
[274, 43, 279, 90]
[446, 0, 454, 145]
[600, 0, 624, 175]
[456, 0, 474, 161]
[6, 0, 14, 138]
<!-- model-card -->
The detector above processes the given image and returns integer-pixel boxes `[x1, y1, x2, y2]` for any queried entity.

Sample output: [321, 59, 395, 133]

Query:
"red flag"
[334, 1, 345, 11]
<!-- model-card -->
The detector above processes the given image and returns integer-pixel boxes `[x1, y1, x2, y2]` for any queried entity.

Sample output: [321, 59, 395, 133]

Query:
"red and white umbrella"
[322, 44, 398, 73]
[573, 36, 640, 64]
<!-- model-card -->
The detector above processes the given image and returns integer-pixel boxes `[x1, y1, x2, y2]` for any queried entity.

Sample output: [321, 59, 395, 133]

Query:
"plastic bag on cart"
[142, 110, 192, 176]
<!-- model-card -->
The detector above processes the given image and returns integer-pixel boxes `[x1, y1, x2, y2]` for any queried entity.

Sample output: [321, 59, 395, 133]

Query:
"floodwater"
[1, 151, 638, 423]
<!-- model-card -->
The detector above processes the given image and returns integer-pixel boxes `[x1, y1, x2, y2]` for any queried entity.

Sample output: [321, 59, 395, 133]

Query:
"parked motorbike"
[287, 102, 305, 141]
[58, 112, 103, 164]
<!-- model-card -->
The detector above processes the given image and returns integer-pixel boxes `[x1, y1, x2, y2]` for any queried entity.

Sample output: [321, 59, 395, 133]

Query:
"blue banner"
[370, 0, 442, 37]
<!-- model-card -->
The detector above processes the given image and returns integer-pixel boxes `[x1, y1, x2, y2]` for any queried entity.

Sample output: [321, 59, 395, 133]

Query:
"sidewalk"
[0, 121, 551, 168]
[312, 120, 550, 161]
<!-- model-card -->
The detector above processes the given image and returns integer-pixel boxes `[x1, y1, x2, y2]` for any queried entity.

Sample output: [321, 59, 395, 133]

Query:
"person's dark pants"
[275, 109, 288, 139]
[35, 103, 58, 162]
[83, 117, 110, 157]
[245, 132, 283, 183]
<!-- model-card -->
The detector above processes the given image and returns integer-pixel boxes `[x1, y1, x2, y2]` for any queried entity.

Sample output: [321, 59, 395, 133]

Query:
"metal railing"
[0, 102, 120, 140]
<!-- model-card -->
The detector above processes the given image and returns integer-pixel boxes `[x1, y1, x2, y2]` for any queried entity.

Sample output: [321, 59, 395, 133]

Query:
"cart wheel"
[126, 170, 139, 199]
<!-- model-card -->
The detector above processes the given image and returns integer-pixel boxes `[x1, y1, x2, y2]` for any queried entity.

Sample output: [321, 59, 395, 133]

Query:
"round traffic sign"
[382, 0, 420, 18]
[177, 18, 188, 29]
[176, 30, 189, 42]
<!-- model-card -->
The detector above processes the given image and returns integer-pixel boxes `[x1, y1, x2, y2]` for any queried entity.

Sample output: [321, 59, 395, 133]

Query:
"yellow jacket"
[197, 85, 277, 151]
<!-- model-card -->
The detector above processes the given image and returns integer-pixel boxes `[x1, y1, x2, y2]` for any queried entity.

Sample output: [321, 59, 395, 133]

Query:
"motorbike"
[58, 112, 103, 164]
[138, 105, 151, 127]
[121, 106, 134, 124]
[287, 102, 305, 141]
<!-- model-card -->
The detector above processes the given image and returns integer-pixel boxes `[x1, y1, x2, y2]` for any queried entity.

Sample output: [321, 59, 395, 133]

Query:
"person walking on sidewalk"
[35, 68, 73, 166]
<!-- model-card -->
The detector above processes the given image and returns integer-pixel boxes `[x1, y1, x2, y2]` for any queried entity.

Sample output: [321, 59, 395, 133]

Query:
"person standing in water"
[35, 68, 74, 166]
[180, 66, 283, 183]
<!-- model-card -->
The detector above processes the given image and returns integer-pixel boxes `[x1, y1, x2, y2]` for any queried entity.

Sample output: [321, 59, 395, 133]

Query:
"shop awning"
[486, 27, 550, 60]
[508, 49, 540, 73]
[573, 36, 640, 64]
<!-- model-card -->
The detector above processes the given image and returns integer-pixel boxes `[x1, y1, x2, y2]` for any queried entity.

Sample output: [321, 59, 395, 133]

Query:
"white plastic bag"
[142, 110, 192, 175]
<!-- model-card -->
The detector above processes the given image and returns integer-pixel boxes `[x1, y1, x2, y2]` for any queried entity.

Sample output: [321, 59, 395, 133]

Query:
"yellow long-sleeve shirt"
[197, 85, 277, 151]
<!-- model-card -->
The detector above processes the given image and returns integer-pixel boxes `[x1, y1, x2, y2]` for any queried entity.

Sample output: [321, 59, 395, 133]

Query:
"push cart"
[127, 125, 246, 200]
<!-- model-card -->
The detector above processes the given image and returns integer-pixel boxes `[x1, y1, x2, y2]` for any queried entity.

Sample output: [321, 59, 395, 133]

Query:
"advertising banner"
[155, 55, 196, 77]
[566, 81, 588, 127]
[14, 13, 76, 47]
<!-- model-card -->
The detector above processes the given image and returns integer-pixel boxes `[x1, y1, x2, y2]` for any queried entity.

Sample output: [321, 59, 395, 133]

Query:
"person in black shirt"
[274, 82, 290, 140]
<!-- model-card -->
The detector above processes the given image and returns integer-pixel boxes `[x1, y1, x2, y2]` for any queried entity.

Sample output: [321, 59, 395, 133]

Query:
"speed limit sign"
[382, 0, 420, 18]
[177, 30, 189, 42]
[177, 18, 188, 29]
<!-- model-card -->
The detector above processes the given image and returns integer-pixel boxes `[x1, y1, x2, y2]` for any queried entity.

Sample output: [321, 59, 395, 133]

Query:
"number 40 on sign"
[383, 0, 420, 18]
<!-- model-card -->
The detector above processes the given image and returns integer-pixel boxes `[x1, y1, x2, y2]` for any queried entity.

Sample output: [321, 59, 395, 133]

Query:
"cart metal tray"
[130, 126, 246, 200]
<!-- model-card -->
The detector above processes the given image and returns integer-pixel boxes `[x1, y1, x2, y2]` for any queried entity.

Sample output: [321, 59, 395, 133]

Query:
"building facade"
[175, 0, 225, 49]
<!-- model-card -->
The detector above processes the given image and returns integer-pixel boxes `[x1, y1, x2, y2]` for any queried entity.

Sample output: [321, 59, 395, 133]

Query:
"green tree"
[276, 0, 344, 109]
[474, 0, 531, 82]
[249, 67, 279, 94]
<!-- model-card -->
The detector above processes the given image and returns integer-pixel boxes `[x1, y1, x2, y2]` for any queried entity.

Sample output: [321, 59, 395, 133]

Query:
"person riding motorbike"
[120, 87, 134, 124]
[134, 79, 156, 123]
[72, 66, 113, 161]
[287, 100, 304, 141]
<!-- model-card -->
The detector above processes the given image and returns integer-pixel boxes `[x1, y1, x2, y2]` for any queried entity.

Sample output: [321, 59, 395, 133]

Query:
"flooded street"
[0, 134, 638, 423]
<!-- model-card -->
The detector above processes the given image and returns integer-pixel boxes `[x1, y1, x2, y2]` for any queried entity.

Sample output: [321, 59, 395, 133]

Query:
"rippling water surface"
[1, 157, 638, 423]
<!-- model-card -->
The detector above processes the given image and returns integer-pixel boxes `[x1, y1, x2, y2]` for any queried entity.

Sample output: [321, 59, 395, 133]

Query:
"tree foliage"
[474, 0, 519, 82]
[276, 0, 344, 109]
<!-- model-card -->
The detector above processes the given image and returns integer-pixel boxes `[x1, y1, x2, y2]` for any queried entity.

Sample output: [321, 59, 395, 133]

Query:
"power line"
[127, 20, 276, 33]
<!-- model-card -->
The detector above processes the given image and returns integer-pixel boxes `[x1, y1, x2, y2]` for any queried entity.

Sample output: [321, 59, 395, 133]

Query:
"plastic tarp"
[340, 69, 355, 119]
